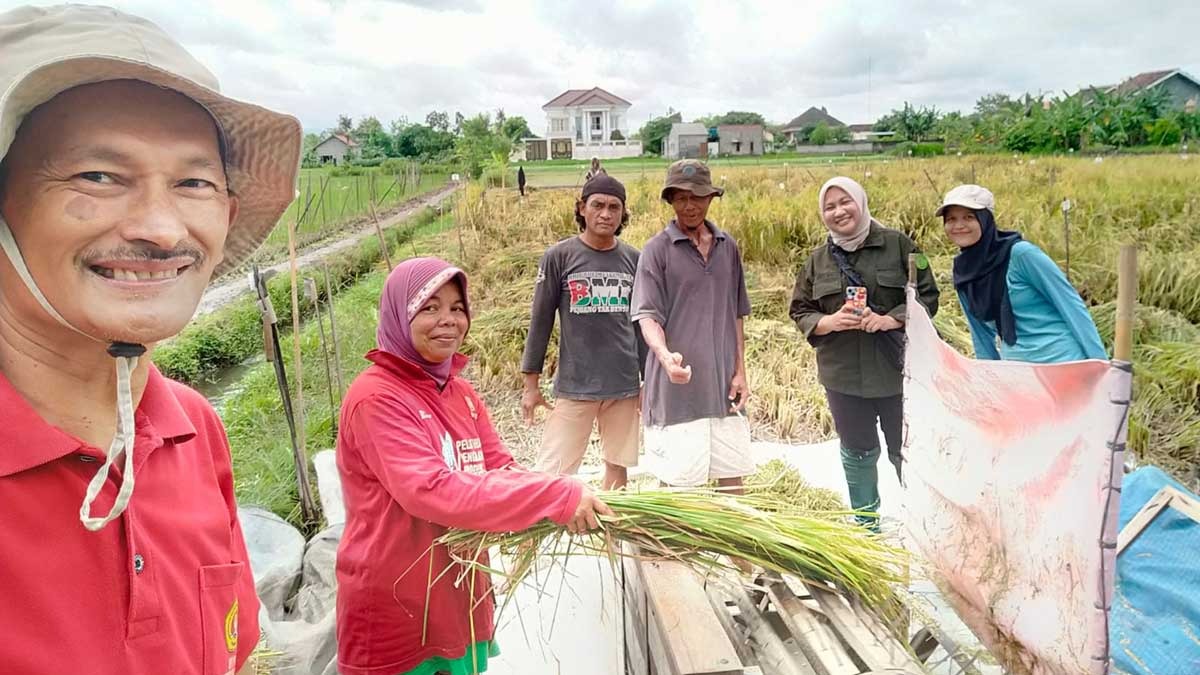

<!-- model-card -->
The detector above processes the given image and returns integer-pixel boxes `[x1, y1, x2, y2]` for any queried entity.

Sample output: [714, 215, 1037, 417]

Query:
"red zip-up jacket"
[335, 350, 583, 675]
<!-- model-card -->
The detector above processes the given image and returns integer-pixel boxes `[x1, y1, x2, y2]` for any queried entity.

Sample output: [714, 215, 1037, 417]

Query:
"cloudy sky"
[6, 0, 1199, 134]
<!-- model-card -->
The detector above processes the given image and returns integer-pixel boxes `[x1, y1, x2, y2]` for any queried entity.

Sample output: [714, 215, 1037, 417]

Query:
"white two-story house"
[520, 87, 643, 161]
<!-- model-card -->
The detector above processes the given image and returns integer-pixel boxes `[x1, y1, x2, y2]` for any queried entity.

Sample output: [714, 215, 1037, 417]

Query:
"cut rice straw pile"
[438, 487, 907, 613]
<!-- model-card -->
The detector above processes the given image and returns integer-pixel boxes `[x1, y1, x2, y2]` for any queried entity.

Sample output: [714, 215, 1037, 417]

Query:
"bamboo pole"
[304, 278, 338, 427]
[337, 182, 351, 221]
[1061, 198, 1072, 282]
[322, 264, 345, 396]
[287, 213, 318, 523]
[377, 175, 401, 205]
[320, 176, 329, 226]
[311, 175, 331, 230]
[1113, 244, 1137, 362]
[368, 198, 394, 272]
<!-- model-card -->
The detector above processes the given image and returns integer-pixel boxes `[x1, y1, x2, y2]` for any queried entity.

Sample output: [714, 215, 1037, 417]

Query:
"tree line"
[304, 110, 533, 177]
[634, 88, 1199, 155]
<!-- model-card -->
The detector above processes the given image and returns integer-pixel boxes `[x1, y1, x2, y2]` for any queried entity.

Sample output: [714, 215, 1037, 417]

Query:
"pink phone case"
[845, 286, 867, 315]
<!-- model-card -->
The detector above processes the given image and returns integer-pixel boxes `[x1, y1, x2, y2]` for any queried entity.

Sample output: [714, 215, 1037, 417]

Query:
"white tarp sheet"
[902, 286, 1128, 675]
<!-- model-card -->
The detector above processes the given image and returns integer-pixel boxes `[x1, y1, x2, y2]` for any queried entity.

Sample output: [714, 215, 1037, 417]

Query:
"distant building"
[1079, 68, 1200, 111]
[717, 124, 765, 156]
[522, 87, 642, 161]
[848, 123, 895, 142]
[781, 107, 845, 145]
[313, 132, 360, 166]
[664, 123, 709, 159]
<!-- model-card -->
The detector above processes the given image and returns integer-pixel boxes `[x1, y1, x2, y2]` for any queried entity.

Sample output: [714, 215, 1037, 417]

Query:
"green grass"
[248, 167, 449, 265]
[154, 207, 443, 388]
[516, 153, 888, 188]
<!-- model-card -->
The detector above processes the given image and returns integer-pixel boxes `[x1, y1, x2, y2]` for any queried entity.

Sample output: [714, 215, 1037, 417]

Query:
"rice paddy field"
[219, 153, 1200, 527]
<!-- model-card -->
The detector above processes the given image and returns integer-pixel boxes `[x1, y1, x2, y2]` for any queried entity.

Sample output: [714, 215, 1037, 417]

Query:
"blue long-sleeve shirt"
[958, 241, 1108, 363]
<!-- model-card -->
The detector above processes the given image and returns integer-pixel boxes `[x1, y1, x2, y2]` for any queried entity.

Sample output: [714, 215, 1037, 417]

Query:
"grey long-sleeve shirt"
[520, 236, 646, 400]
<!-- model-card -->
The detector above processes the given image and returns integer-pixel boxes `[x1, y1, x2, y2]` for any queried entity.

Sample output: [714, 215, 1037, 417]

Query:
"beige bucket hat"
[0, 3, 302, 277]
[0, 4, 301, 533]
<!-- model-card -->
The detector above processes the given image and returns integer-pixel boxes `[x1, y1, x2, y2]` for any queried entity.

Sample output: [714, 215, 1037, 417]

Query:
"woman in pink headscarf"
[334, 257, 611, 675]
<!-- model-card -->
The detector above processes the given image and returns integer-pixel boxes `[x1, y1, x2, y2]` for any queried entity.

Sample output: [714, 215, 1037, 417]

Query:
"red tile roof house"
[520, 87, 644, 161]
[313, 132, 361, 166]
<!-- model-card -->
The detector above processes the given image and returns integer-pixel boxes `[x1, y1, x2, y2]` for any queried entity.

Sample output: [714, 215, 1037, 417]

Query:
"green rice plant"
[748, 459, 846, 511]
[438, 487, 906, 611]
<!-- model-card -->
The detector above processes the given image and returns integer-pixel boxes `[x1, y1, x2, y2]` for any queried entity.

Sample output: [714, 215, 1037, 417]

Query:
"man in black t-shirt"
[520, 175, 646, 489]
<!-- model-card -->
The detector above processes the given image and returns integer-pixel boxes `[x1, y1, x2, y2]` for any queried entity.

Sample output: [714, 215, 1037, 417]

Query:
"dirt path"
[194, 182, 462, 318]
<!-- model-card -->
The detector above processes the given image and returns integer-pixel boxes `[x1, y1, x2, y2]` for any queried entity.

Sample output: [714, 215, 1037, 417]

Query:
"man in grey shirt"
[521, 175, 646, 489]
[631, 160, 754, 489]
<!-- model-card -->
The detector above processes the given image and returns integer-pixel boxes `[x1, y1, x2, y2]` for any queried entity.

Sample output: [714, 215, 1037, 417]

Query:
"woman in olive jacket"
[789, 177, 939, 529]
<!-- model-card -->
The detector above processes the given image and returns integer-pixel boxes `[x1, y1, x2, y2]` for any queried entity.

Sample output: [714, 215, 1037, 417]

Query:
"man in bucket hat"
[0, 5, 300, 674]
[631, 160, 755, 493]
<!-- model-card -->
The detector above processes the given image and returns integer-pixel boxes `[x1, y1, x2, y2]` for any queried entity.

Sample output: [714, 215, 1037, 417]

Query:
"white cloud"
[2, 0, 1198, 133]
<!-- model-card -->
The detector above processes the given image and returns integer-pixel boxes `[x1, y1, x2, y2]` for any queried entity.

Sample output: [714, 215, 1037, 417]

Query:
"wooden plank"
[766, 580, 859, 675]
[844, 595, 925, 673]
[1117, 487, 1174, 556]
[704, 583, 759, 668]
[641, 559, 747, 674]
[805, 582, 924, 673]
[623, 550, 650, 675]
[1118, 485, 1200, 556]
[724, 581, 815, 675]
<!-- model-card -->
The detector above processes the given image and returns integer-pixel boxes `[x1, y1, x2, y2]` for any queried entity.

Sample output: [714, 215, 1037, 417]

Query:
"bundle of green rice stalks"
[438, 487, 907, 612]
[747, 458, 846, 512]
[250, 644, 282, 675]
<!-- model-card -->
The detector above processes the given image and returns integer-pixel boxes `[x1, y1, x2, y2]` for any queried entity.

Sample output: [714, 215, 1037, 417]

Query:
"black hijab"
[952, 209, 1023, 346]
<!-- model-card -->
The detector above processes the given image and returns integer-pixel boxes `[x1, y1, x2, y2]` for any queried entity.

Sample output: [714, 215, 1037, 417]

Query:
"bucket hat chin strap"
[0, 215, 144, 531]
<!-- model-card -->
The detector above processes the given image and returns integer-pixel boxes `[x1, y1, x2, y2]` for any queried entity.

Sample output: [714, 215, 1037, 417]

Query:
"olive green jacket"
[789, 223, 939, 398]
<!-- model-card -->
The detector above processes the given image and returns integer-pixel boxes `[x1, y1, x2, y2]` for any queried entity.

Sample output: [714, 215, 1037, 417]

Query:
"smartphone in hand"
[845, 286, 867, 316]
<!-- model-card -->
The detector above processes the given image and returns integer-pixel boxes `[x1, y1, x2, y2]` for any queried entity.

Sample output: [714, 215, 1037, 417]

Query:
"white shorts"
[642, 415, 755, 487]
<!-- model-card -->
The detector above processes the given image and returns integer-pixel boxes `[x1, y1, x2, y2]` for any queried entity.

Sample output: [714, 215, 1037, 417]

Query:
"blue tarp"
[1112, 466, 1200, 675]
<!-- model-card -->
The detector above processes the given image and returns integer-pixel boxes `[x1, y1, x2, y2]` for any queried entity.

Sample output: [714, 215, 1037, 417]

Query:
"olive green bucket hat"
[660, 158, 725, 201]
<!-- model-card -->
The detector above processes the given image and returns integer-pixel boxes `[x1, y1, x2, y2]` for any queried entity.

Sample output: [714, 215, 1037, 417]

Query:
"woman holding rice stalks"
[334, 257, 611, 675]
[939, 184, 1107, 364]
[790, 177, 940, 531]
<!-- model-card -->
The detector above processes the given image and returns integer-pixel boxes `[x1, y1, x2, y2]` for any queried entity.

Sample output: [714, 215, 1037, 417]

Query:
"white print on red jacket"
[436, 428, 485, 475]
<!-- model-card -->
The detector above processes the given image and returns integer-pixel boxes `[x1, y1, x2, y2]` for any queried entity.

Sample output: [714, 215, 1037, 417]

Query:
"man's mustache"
[81, 244, 205, 266]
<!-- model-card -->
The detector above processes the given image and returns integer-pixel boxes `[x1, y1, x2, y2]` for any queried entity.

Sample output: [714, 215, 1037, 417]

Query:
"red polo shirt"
[0, 365, 260, 675]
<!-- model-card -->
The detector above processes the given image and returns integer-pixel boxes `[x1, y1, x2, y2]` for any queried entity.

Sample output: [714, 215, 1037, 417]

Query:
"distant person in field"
[790, 177, 939, 530]
[335, 257, 610, 675]
[939, 184, 1106, 363]
[517, 164, 526, 197]
[632, 159, 754, 490]
[585, 156, 606, 181]
[521, 175, 647, 489]
[0, 5, 302, 673]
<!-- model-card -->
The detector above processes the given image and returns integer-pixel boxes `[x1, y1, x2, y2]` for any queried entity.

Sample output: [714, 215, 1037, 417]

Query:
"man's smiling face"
[0, 79, 237, 345]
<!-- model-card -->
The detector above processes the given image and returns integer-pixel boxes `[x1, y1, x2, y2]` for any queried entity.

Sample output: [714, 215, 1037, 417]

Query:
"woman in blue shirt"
[938, 184, 1107, 363]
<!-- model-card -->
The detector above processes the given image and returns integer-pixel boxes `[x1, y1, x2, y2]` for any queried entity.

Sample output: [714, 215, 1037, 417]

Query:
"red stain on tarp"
[929, 355, 1108, 446]
[1025, 437, 1085, 504]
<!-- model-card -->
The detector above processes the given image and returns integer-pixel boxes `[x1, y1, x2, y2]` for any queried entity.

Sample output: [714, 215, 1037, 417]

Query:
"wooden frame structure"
[1116, 484, 1200, 556]
[621, 547, 932, 675]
